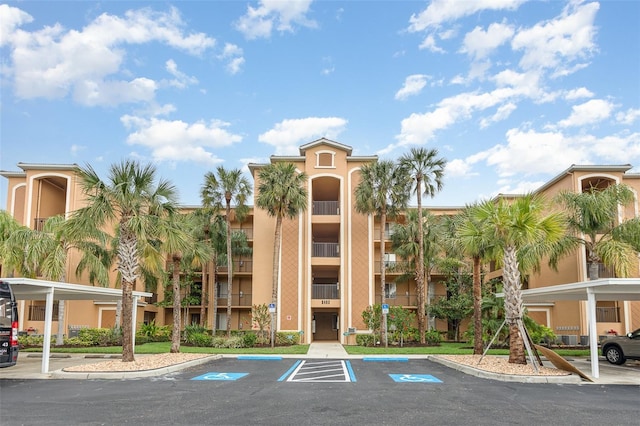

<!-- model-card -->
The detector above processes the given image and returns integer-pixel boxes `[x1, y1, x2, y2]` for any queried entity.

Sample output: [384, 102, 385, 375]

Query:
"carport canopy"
[1, 277, 152, 374]
[511, 278, 640, 379]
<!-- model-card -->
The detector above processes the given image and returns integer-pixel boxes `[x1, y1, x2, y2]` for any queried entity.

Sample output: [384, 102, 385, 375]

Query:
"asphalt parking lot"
[2, 357, 640, 425]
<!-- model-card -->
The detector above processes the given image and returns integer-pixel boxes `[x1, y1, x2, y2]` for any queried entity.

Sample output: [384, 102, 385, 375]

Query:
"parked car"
[601, 328, 640, 365]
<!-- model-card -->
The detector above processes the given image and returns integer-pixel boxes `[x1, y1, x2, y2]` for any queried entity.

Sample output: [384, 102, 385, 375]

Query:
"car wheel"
[604, 346, 625, 365]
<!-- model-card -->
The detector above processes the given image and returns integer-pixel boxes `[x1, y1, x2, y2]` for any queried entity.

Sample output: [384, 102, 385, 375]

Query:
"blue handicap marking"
[192, 372, 248, 381]
[389, 374, 442, 383]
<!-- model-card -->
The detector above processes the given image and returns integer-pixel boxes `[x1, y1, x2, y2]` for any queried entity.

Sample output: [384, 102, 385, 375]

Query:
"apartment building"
[2, 139, 639, 344]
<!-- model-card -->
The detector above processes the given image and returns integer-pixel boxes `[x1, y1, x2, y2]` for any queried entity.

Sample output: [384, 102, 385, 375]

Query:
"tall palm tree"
[355, 160, 411, 347]
[452, 204, 499, 355]
[555, 183, 640, 279]
[158, 211, 212, 353]
[474, 194, 566, 364]
[399, 148, 446, 342]
[201, 167, 252, 337]
[68, 160, 179, 362]
[255, 162, 307, 348]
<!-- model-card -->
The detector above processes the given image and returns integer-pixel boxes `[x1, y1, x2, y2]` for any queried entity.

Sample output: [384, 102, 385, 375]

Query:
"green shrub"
[184, 323, 207, 342]
[356, 334, 375, 347]
[78, 327, 122, 346]
[242, 332, 257, 348]
[63, 337, 86, 346]
[424, 329, 442, 346]
[212, 336, 227, 348]
[186, 332, 212, 347]
[137, 320, 171, 342]
[275, 332, 300, 346]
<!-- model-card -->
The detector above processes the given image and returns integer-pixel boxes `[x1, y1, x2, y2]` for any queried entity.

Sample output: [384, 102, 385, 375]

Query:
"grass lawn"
[22, 341, 591, 357]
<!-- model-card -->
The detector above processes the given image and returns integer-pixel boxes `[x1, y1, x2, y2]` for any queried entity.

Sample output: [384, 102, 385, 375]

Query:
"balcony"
[374, 261, 410, 274]
[217, 293, 253, 307]
[373, 294, 418, 307]
[312, 201, 339, 215]
[218, 260, 253, 273]
[596, 306, 620, 322]
[312, 283, 339, 299]
[33, 217, 48, 231]
[312, 242, 339, 257]
[231, 228, 253, 240]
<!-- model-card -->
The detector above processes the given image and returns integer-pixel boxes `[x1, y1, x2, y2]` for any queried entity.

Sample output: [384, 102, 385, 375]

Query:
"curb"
[429, 355, 583, 384]
[50, 354, 221, 380]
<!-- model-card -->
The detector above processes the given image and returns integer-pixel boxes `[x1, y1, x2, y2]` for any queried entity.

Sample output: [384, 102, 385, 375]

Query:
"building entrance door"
[312, 311, 339, 341]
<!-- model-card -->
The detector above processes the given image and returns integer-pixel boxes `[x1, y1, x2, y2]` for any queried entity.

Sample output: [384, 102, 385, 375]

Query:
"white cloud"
[557, 99, 614, 128]
[395, 74, 428, 100]
[165, 60, 199, 88]
[485, 128, 591, 177]
[259, 117, 348, 155]
[121, 115, 242, 164]
[3, 6, 215, 105]
[460, 22, 514, 60]
[591, 133, 640, 162]
[418, 34, 445, 53]
[564, 87, 594, 100]
[480, 102, 517, 128]
[70, 144, 86, 156]
[511, 1, 598, 75]
[0, 4, 33, 46]
[408, 0, 525, 32]
[218, 43, 245, 74]
[616, 108, 640, 125]
[235, 0, 317, 40]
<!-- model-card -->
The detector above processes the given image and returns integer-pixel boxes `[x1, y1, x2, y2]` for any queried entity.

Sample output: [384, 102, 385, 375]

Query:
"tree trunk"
[121, 279, 134, 362]
[588, 261, 599, 280]
[212, 254, 218, 335]
[415, 178, 426, 344]
[271, 215, 283, 348]
[503, 245, 526, 364]
[200, 261, 208, 327]
[170, 257, 182, 353]
[380, 212, 388, 348]
[472, 256, 483, 355]
[226, 202, 233, 337]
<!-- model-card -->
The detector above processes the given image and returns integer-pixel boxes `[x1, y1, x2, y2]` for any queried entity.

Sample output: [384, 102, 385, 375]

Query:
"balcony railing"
[28, 303, 59, 321]
[231, 228, 253, 239]
[312, 201, 339, 215]
[33, 217, 48, 231]
[595, 263, 616, 278]
[374, 261, 409, 273]
[596, 307, 620, 322]
[217, 260, 253, 273]
[312, 242, 339, 257]
[217, 293, 252, 306]
[312, 283, 339, 299]
[373, 294, 418, 306]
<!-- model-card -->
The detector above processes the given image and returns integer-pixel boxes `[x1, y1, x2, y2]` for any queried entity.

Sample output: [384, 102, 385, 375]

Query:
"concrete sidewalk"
[1, 344, 639, 385]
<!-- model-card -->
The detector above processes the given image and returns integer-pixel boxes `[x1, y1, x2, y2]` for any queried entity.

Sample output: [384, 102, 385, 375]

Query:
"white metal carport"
[519, 278, 640, 378]
[1, 277, 152, 374]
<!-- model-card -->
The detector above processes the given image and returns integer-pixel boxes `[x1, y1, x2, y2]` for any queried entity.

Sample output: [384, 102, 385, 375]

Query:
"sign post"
[382, 304, 389, 347]
[269, 303, 276, 349]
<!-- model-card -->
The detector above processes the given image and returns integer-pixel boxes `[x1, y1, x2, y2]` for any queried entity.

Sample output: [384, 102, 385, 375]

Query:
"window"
[384, 283, 396, 299]
[384, 253, 396, 268]
[216, 282, 228, 298]
[315, 151, 335, 168]
[216, 313, 227, 329]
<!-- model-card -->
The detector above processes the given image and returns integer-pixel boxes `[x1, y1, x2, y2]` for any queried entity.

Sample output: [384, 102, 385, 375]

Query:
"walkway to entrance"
[307, 342, 349, 358]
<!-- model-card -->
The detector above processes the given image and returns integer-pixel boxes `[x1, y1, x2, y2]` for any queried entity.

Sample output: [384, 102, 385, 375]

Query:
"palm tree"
[452, 204, 499, 355]
[255, 162, 307, 348]
[399, 148, 446, 342]
[355, 160, 411, 347]
[69, 160, 179, 362]
[201, 167, 252, 337]
[158, 211, 212, 353]
[555, 183, 640, 279]
[474, 194, 566, 364]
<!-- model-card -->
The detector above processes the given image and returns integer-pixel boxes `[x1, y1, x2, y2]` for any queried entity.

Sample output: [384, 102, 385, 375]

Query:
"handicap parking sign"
[192, 372, 248, 381]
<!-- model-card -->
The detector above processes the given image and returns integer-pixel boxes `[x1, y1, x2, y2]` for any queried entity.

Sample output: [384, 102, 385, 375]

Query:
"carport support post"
[587, 289, 599, 379]
[42, 287, 54, 374]
[132, 296, 139, 353]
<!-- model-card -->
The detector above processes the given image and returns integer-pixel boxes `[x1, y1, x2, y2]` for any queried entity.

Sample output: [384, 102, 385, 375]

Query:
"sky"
[1, 0, 639, 208]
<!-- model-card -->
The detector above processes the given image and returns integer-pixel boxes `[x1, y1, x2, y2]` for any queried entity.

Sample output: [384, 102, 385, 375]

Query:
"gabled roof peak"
[299, 138, 353, 155]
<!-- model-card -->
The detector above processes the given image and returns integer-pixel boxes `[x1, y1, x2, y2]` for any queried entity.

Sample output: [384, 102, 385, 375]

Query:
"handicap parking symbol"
[389, 374, 442, 383]
[192, 372, 248, 381]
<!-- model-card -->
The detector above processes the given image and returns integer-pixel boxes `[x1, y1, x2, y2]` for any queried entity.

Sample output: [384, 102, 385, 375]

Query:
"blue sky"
[1, 0, 639, 207]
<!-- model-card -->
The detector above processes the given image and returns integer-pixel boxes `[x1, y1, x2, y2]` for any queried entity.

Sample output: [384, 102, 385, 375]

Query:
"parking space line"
[278, 360, 302, 382]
